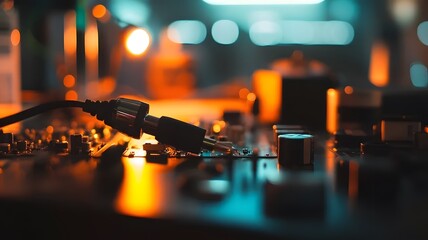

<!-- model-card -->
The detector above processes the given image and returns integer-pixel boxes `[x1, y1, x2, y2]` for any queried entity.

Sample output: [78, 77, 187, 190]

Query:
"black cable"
[0, 100, 85, 128]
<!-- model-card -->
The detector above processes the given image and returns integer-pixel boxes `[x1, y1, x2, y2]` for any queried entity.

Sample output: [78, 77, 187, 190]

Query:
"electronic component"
[0, 98, 235, 155]
[380, 118, 421, 142]
[277, 133, 314, 169]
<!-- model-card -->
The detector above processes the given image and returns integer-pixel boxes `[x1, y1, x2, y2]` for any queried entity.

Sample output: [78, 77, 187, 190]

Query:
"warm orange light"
[344, 86, 353, 95]
[46, 125, 54, 134]
[85, 22, 98, 61]
[10, 29, 20, 46]
[125, 28, 151, 56]
[114, 156, 181, 217]
[212, 124, 222, 133]
[92, 4, 107, 19]
[64, 11, 77, 56]
[252, 70, 282, 123]
[325, 140, 335, 176]
[369, 41, 390, 87]
[348, 160, 359, 200]
[1, 0, 13, 10]
[63, 74, 76, 88]
[425, 126, 428, 133]
[65, 90, 78, 100]
[239, 88, 250, 99]
[326, 88, 338, 134]
[99, 77, 116, 95]
[246, 92, 257, 102]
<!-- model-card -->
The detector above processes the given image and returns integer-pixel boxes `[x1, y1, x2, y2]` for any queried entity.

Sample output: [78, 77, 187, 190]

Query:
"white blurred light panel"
[212, 20, 239, 45]
[203, 0, 324, 5]
[417, 21, 428, 46]
[167, 20, 207, 44]
[249, 21, 282, 46]
[250, 20, 354, 46]
[410, 63, 428, 87]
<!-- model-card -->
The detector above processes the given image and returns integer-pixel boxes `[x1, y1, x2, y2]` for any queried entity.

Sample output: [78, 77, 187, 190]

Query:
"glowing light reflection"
[203, 0, 324, 5]
[417, 21, 428, 46]
[212, 20, 239, 45]
[110, 0, 150, 26]
[410, 63, 428, 87]
[369, 41, 390, 87]
[250, 20, 354, 46]
[326, 88, 338, 134]
[115, 156, 180, 217]
[167, 20, 207, 44]
[125, 28, 151, 56]
[10, 29, 20, 46]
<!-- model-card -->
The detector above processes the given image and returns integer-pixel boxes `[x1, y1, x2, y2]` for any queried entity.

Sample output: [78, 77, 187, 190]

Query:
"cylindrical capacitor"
[278, 134, 314, 169]
[274, 129, 308, 147]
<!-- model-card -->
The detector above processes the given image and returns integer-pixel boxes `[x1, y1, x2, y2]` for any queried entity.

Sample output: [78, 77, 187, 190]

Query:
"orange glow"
[252, 70, 282, 123]
[1, 0, 13, 10]
[348, 161, 359, 200]
[85, 21, 98, 61]
[115, 157, 180, 217]
[239, 88, 250, 99]
[46, 125, 54, 134]
[246, 92, 256, 102]
[64, 11, 77, 56]
[10, 29, 20, 46]
[63, 74, 75, 88]
[92, 4, 107, 19]
[326, 88, 338, 134]
[125, 28, 151, 56]
[325, 140, 335, 176]
[344, 86, 353, 95]
[369, 41, 390, 87]
[65, 90, 78, 100]
[212, 124, 222, 133]
[425, 126, 428, 133]
[99, 77, 116, 95]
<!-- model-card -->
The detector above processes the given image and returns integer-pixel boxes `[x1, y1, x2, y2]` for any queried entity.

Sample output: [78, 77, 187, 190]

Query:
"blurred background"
[1, 0, 428, 131]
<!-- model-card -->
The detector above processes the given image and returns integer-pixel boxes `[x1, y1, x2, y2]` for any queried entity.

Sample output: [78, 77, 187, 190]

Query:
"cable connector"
[82, 98, 149, 139]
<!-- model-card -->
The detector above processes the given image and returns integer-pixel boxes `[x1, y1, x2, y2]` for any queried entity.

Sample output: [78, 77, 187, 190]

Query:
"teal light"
[110, 0, 150, 26]
[329, 0, 359, 22]
[249, 21, 282, 46]
[417, 21, 428, 46]
[211, 20, 240, 45]
[250, 20, 354, 46]
[167, 20, 207, 44]
[410, 63, 428, 88]
[203, 0, 324, 5]
[280, 134, 313, 139]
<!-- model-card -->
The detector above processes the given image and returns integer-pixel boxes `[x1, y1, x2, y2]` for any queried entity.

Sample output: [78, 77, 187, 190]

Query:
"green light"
[203, 0, 324, 5]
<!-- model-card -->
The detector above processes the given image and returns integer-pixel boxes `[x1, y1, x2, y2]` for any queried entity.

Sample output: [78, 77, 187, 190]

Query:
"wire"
[0, 100, 85, 128]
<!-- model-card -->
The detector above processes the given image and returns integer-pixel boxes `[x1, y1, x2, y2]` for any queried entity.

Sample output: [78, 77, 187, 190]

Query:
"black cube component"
[278, 134, 314, 169]
[222, 111, 242, 125]
[280, 76, 338, 131]
[16, 140, 27, 152]
[156, 116, 206, 154]
[70, 134, 83, 154]
[0, 131, 13, 145]
[334, 129, 372, 149]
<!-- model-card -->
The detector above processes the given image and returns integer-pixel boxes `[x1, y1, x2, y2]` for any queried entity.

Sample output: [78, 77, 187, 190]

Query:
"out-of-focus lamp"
[125, 28, 151, 56]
